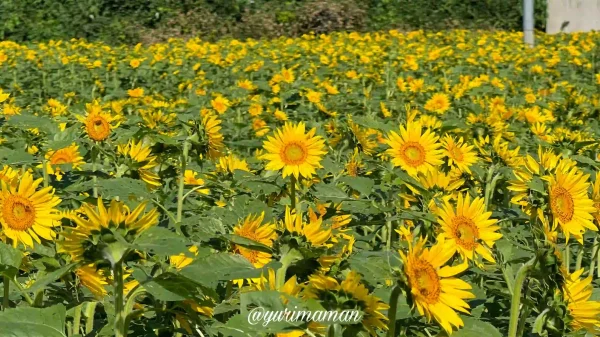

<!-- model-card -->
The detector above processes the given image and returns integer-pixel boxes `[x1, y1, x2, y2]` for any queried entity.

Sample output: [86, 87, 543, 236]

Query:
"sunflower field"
[0, 29, 599, 337]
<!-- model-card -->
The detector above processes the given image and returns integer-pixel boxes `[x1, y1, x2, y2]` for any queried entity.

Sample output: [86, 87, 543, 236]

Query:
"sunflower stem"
[386, 284, 402, 337]
[72, 303, 82, 335]
[290, 175, 297, 210]
[92, 149, 98, 198]
[564, 242, 570, 273]
[11, 277, 33, 305]
[590, 236, 599, 277]
[576, 243, 584, 271]
[42, 159, 49, 187]
[2, 276, 9, 310]
[176, 140, 190, 227]
[508, 257, 536, 337]
[113, 260, 126, 337]
[123, 287, 146, 337]
[84, 301, 97, 335]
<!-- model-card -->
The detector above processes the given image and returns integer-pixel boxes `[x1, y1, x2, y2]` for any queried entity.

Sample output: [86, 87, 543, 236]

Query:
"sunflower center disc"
[401, 142, 426, 167]
[412, 260, 440, 303]
[453, 215, 479, 250]
[3, 195, 36, 231]
[283, 143, 307, 165]
[551, 186, 574, 223]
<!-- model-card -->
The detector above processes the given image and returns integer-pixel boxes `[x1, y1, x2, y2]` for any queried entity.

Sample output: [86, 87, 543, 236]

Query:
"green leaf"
[527, 176, 546, 194]
[138, 272, 206, 302]
[133, 226, 188, 256]
[313, 183, 350, 202]
[0, 148, 36, 165]
[347, 250, 400, 286]
[571, 155, 598, 167]
[213, 313, 301, 337]
[180, 253, 260, 287]
[27, 263, 77, 294]
[0, 242, 22, 277]
[0, 304, 67, 337]
[223, 234, 273, 253]
[6, 114, 58, 134]
[339, 176, 374, 196]
[96, 177, 151, 200]
[452, 317, 502, 337]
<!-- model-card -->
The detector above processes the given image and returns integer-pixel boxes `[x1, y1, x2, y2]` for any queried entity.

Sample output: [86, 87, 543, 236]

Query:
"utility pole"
[523, 0, 535, 47]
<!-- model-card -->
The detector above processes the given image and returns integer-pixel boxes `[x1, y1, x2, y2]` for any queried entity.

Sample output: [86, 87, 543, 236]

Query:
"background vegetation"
[0, 0, 548, 44]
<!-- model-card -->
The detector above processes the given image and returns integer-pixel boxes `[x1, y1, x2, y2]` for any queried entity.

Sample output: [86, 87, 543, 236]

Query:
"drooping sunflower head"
[0, 171, 61, 248]
[231, 213, 277, 269]
[59, 198, 159, 263]
[281, 206, 331, 248]
[233, 212, 277, 247]
[118, 139, 161, 187]
[170, 245, 199, 270]
[563, 268, 600, 334]
[0, 165, 18, 185]
[442, 135, 478, 173]
[348, 117, 379, 156]
[400, 238, 474, 334]
[303, 271, 389, 336]
[260, 122, 327, 179]
[76, 263, 109, 299]
[216, 153, 250, 174]
[384, 121, 443, 177]
[201, 113, 225, 160]
[437, 193, 501, 264]
[547, 167, 597, 244]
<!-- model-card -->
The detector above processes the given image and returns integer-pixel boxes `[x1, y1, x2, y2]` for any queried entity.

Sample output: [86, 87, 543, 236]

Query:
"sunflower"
[384, 121, 443, 177]
[216, 153, 250, 174]
[202, 113, 225, 159]
[0, 171, 61, 248]
[232, 213, 277, 270]
[508, 148, 568, 209]
[400, 238, 474, 334]
[59, 198, 159, 263]
[563, 268, 600, 334]
[409, 169, 465, 214]
[234, 212, 277, 246]
[76, 264, 109, 299]
[260, 122, 327, 179]
[348, 117, 379, 156]
[442, 136, 478, 173]
[424, 93, 451, 114]
[183, 170, 209, 195]
[282, 207, 331, 247]
[547, 167, 597, 243]
[0, 165, 18, 184]
[118, 140, 161, 187]
[592, 175, 600, 224]
[210, 95, 230, 114]
[437, 193, 501, 263]
[303, 271, 389, 336]
[77, 100, 119, 142]
[170, 245, 199, 270]
[43, 144, 85, 181]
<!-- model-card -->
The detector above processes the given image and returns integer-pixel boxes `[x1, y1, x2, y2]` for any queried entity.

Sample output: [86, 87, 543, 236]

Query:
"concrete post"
[524, 0, 535, 47]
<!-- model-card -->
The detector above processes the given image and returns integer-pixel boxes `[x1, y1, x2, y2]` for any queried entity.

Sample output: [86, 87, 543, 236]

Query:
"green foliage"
[0, 0, 548, 45]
